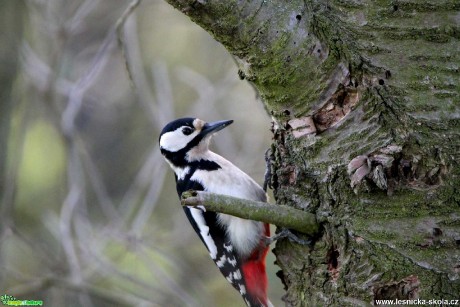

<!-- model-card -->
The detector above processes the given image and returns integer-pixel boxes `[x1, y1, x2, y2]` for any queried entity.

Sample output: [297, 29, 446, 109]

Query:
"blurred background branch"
[0, 0, 277, 306]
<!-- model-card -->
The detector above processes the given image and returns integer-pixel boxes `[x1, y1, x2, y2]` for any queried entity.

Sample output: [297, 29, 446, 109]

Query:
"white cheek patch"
[159, 128, 199, 152]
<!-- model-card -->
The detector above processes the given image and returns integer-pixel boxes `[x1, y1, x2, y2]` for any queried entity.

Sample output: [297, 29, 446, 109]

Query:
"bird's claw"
[265, 228, 312, 246]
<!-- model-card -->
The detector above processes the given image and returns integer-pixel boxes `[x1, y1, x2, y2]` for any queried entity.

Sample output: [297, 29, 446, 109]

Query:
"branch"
[181, 191, 318, 235]
[115, 0, 141, 87]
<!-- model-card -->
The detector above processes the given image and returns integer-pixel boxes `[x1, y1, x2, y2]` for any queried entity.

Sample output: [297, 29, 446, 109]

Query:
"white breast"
[190, 152, 266, 257]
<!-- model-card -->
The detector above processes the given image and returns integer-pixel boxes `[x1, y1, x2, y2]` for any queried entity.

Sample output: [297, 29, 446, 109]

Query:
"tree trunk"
[163, 0, 460, 305]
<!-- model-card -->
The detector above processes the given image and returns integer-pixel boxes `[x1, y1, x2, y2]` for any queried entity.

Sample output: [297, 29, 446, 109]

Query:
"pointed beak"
[200, 119, 233, 137]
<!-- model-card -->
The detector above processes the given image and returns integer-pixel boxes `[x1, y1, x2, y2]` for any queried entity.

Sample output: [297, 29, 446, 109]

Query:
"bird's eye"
[182, 127, 194, 135]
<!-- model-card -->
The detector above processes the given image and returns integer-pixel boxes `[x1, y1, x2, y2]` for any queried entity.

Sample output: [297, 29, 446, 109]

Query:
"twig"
[116, 0, 142, 87]
[181, 191, 318, 235]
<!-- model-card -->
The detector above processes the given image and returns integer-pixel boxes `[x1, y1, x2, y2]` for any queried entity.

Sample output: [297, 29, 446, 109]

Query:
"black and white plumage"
[159, 117, 271, 307]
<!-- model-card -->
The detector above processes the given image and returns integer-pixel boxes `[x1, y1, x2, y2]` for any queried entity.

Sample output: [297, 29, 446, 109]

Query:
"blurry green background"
[0, 1, 283, 306]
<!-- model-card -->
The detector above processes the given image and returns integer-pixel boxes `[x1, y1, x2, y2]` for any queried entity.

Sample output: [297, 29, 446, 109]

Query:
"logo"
[1, 294, 43, 306]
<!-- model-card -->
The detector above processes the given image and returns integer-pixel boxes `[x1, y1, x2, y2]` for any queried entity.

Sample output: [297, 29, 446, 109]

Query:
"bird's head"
[159, 117, 233, 167]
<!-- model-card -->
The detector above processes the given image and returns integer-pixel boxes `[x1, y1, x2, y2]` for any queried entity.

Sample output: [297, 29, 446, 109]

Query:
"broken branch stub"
[181, 190, 318, 235]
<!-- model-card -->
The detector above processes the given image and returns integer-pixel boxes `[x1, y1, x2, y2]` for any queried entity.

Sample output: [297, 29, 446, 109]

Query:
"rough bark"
[163, 0, 460, 305]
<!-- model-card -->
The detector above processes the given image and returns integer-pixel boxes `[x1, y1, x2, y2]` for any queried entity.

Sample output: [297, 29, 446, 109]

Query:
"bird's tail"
[241, 223, 271, 307]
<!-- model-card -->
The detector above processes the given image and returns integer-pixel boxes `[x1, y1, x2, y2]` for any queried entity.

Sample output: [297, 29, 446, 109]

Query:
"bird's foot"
[265, 228, 312, 246]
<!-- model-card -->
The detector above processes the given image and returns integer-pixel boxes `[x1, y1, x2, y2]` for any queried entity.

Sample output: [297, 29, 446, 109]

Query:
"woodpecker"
[159, 117, 272, 307]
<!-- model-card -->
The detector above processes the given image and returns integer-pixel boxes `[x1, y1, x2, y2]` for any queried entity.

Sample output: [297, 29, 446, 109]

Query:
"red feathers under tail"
[241, 223, 270, 307]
